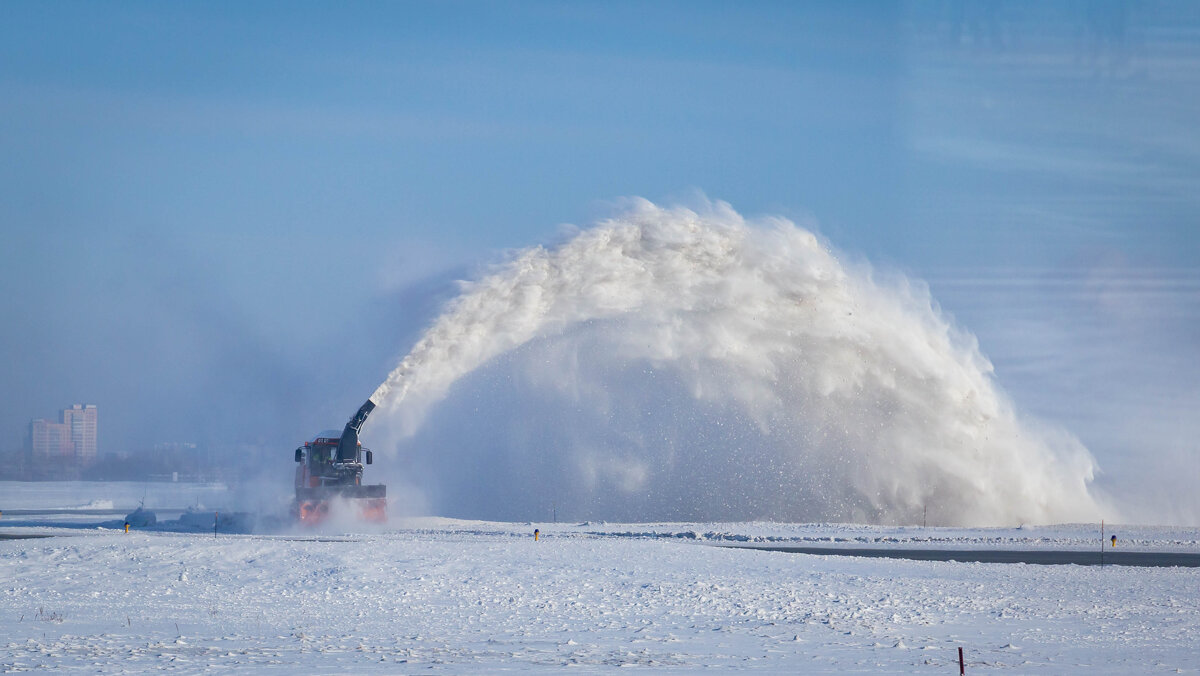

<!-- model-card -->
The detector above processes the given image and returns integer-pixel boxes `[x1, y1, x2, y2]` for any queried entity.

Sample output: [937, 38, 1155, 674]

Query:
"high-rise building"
[30, 419, 74, 460]
[61, 404, 98, 463]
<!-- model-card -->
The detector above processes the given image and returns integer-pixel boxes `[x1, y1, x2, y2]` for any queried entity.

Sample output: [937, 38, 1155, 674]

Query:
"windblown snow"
[369, 200, 1100, 526]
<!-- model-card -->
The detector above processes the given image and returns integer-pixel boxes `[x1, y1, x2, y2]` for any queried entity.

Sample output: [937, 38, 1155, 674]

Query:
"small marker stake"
[958, 646, 965, 675]
[124, 522, 130, 534]
[534, 528, 539, 541]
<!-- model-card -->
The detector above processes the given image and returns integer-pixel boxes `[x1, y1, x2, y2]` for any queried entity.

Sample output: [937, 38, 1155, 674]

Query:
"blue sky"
[2, 1, 1198, 518]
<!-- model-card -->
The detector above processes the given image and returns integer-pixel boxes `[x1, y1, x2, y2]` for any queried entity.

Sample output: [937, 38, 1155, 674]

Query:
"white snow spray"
[369, 199, 1101, 526]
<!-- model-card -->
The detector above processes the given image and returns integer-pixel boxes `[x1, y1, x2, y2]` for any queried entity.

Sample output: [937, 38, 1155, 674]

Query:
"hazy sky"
[2, 2, 1198, 520]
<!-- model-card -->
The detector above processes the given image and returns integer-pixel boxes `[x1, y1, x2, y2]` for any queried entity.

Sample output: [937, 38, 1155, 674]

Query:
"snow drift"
[369, 199, 1100, 525]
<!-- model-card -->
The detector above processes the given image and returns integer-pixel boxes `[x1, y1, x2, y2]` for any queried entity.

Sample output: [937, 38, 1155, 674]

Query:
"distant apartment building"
[27, 404, 98, 469]
[29, 418, 75, 460]
[62, 404, 98, 463]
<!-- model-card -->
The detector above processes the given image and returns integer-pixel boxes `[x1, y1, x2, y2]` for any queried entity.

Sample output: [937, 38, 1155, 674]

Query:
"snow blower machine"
[292, 399, 386, 525]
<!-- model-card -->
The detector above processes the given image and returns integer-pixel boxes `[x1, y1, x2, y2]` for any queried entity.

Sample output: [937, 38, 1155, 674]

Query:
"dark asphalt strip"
[722, 544, 1200, 567]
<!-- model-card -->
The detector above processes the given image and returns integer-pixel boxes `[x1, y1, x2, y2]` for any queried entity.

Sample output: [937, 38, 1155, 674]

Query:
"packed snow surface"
[3, 485, 1198, 673]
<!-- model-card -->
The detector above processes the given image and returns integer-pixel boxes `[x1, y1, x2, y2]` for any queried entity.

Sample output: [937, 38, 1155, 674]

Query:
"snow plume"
[370, 199, 1102, 526]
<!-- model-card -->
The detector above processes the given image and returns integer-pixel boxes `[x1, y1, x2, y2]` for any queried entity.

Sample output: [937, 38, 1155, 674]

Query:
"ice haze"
[371, 200, 1100, 526]
[2, 2, 1198, 523]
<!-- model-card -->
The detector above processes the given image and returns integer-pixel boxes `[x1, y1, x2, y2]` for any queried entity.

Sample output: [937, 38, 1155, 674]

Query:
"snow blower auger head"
[292, 399, 387, 525]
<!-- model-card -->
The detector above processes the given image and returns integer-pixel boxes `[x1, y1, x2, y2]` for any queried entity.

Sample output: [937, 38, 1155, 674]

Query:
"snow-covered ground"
[2, 483, 1198, 673]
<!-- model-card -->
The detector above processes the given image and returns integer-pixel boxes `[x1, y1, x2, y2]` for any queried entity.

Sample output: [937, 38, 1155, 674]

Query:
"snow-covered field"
[3, 482, 1199, 673]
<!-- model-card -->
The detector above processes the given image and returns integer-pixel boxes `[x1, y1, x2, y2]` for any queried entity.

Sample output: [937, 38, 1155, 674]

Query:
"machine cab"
[294, 435, 373, 490]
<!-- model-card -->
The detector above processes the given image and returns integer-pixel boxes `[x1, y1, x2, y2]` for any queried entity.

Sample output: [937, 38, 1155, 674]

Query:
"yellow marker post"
[124, 522, 130, 534]
[534, 528, 539, 541]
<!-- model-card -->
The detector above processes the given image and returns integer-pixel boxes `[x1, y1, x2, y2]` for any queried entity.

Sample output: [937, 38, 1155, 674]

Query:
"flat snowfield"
[1, 486, 1198, 673]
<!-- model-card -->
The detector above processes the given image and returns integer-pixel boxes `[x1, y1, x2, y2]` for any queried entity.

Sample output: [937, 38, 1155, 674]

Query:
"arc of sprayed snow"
[368, 201, 751, 412]
[360, 198, 1103, 525]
